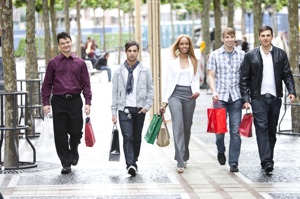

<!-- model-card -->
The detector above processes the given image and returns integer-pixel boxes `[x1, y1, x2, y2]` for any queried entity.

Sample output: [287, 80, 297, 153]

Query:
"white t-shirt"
[177, 68, 191, 86]
[260, 46, 276, 97]
[125, 67, 140, 107]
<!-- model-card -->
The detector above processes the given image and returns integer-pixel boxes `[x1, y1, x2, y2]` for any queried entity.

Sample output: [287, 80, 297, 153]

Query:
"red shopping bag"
[239, 111, 253, 137]
[85, 117, 96, 147]
[207, 106, 228, 134]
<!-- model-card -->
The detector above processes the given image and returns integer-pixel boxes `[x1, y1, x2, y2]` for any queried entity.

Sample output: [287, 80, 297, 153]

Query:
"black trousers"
[251, 97, 282, 168]
[51, 95, 83, 167]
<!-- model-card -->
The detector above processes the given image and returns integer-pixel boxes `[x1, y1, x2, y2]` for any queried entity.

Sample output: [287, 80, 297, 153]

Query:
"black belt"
[55, 94, 81, 99]
[260, 93, 277, 99]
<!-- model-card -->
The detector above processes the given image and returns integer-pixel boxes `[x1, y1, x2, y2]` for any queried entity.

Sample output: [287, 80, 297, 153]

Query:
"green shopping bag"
[144, 113, 163, 144]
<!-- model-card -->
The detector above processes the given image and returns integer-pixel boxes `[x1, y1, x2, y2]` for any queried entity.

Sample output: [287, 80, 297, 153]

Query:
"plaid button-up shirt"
[207, 46, 245, 102]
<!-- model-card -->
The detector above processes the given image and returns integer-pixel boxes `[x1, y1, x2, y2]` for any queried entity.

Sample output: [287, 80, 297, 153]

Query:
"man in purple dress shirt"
[41, 32, 92, 174]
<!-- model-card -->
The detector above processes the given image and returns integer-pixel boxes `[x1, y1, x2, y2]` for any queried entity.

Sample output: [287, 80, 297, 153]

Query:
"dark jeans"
[118, 107, 146, 169]
[251, 97, 282, 168]
[51, 95, 83, 167]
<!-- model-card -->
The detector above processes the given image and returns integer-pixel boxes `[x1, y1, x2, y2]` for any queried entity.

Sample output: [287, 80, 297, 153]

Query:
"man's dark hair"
[57, 32, 72, 43]
[259, 26, 273, 36]
[125, 41, 139, 51]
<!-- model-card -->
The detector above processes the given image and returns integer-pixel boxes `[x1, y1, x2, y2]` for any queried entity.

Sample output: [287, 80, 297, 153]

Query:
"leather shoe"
[71, 157, 79, 166]
[61, 167, 71, 174]
[264, 165, 274, 175]
[230, 165, 239, 172]
[127, 165, 137, 176]
[217, 153, 226, 165]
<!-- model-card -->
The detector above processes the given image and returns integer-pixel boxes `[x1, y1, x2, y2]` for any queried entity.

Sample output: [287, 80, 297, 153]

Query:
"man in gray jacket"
[111, 41, 154, 176]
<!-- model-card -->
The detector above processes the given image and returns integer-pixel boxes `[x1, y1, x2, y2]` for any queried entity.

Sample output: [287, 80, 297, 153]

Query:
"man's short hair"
[222, 27, 236, 38]
[57, 32, 71, 44]
[125, 41, 140, 51]
[259, 26, 273, 36]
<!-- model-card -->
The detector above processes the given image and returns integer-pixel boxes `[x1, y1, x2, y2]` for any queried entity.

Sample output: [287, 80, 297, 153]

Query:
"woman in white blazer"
[160, 34, 200, 173]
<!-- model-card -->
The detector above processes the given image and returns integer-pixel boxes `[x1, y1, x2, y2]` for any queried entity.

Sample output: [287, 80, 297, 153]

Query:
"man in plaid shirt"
[207, 27, 245, 172]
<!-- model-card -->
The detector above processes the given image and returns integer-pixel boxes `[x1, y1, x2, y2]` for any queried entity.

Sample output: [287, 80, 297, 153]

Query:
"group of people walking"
[41, 25, 296, 177]
[207, 26, 295, 175]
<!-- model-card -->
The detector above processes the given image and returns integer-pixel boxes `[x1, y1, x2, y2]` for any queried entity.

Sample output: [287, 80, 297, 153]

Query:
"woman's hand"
[160, 106, 166, 114]
[190, 92, 200, 100]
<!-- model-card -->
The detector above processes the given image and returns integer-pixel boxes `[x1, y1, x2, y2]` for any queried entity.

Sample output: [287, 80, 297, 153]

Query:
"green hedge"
[15, 37, 45, 58]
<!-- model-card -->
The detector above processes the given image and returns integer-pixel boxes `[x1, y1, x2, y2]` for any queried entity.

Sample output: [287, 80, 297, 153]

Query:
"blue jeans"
[100, 66, 111, 81]
[118, 107, 146, 169]
[251, 98, 281, 168]
[214, 97, 242, 167]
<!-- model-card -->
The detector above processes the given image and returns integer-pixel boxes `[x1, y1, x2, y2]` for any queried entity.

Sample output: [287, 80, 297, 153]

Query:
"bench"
[84, 60, 102, 81]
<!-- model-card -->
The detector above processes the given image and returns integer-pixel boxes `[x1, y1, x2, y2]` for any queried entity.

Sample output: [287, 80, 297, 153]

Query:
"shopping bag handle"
[212, 100, 223, 108]
[245, 108, 252, 114]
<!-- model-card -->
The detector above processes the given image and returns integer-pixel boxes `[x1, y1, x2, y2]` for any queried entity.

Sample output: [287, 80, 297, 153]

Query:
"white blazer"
[162, 56, 200, 103]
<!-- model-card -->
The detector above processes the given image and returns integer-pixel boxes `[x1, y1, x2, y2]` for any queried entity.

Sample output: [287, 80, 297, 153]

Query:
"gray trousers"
[168, 85, 196, 168]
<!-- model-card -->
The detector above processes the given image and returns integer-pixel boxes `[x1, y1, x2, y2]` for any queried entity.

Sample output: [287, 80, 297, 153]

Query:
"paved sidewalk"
[0, 51, 300, 199]
[1, 81, 300, 199]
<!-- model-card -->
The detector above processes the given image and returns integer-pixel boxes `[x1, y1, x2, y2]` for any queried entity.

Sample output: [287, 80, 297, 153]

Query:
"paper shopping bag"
[144, 113, 163, 144]
[85, 117, 96, 147]
[239, 112, 253, 137]
[156, 121, 170, 147]
[207, 107, 228, 134]
[109, 124, 120, 161]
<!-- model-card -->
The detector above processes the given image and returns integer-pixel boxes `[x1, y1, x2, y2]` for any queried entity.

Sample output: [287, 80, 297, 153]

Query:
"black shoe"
[61, 167, 71, 174]
[127, 165, 137, 176]
[230, 165, 239, 172]
[71, 157, 79, 166]
[217, 153, 226, 165]
[264, 165, 274, 175]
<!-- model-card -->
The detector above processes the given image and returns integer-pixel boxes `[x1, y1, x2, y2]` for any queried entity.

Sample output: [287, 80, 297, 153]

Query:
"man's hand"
[138, 108, 148, 114]
[112, 115, 117, 123]
[85, 105, 90, 115]
[243, 102, 251, 109]
[43, 105, 50, 116]
[287, 94, 296, 103]
[212, 92, 219, 102]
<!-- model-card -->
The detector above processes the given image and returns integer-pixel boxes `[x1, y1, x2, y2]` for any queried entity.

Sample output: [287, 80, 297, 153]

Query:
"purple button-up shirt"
[41, 53, 92, 106]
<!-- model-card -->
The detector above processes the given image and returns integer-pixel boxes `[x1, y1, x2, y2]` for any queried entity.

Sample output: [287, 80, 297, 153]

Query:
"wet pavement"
[1, 51, 300, 198]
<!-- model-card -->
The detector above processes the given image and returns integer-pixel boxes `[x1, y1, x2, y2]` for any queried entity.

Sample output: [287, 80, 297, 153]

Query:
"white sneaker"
[127, 165, 137, 176]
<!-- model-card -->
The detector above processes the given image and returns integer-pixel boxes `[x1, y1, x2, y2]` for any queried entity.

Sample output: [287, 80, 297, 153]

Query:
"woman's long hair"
[170, 34, 198, 75]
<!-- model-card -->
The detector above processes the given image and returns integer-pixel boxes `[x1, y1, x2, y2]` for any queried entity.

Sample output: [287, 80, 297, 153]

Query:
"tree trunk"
[213, 0, 222, 49]
[130, 5, 135, 40]
[76, 0, 82, 58]
[241, 0, 245, 35]
[25, 0, 39, 135]
[1, 0, 19, 167]
[64, 0, 70, 33]
[253, 0, 262, 47]
[227, 0, 234, 28]
[191, 8, 195, 39]
[201, 0, 211, 88]
[50, 0, 58, 56]
[288, 0, 300, 133]
[102, 10, 106, 51]
[42, 0, 51, 66]
[170, 0, 174, 42]
[118, 0, 122, 64]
